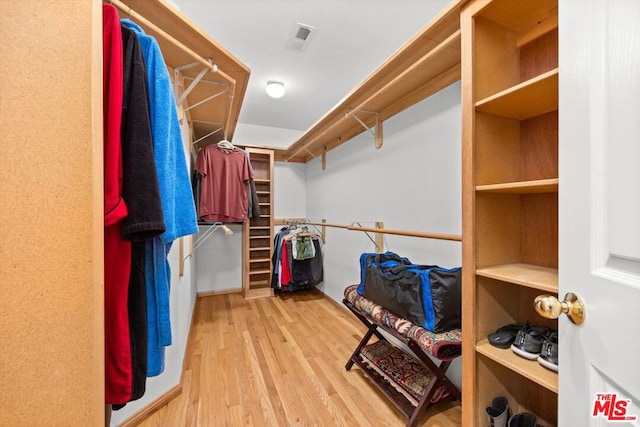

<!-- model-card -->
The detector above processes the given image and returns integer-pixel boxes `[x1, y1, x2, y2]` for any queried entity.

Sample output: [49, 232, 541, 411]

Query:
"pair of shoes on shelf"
[487, 323, 559, 371]
[486, 397, 538, 427]
[488, 324, 526, 349]
[510, 324, 550, 360]
[511, 325, 558, 372]
[537, 331, 558, 372]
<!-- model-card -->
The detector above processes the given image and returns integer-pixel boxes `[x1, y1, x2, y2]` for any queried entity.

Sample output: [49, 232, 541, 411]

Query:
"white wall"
[305, 81, 462, 385]
[194, 223, 245, 293]
[306, 82, 462, 302]
[274, 161, 306, 218]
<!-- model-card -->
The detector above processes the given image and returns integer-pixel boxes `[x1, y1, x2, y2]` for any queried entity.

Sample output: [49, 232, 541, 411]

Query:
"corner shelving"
[462, 0, 559, 425]
[243, 148, 274, 299]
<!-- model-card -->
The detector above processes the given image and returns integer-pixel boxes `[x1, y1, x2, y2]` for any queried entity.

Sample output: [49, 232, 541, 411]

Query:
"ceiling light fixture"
[266, 80, 285, 99]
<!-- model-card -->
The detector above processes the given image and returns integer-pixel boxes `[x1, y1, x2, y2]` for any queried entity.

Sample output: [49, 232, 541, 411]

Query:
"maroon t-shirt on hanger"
[195, 145, 252, 223]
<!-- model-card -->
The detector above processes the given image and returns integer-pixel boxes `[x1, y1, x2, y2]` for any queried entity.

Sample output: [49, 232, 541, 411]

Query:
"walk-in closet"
[2, 1, 639, 426]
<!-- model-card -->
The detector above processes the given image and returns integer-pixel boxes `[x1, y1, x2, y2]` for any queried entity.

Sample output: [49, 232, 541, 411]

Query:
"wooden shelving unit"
[461, 0, 559, 425]
[243, 148, 274, 299]
[274, 0, 468, 163]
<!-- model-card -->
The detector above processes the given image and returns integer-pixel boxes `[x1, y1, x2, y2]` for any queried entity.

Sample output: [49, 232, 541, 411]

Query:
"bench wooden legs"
[343, 298, 460, 427]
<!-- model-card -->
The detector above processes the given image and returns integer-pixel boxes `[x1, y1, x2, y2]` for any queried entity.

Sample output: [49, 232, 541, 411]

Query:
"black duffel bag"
[358, 251, 461, 333]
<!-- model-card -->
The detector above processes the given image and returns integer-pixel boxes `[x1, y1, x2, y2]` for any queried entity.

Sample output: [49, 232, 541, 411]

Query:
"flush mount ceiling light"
[266, 80, 285, 99]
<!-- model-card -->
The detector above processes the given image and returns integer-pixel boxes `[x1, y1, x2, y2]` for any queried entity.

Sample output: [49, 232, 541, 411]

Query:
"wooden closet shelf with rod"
[272, 0, 467, 164]
[275, 219, 462, 247]
[108, 0, 250, 144]
[109, 0, 235, 87]
[303, 221, 462, 242]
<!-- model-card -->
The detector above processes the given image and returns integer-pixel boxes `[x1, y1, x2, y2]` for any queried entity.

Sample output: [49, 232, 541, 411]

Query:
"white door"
[559, 0, 640, 425]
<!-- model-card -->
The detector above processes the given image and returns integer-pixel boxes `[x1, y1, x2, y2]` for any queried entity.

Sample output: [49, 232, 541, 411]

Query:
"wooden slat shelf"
[244, 148, 274, 299]
[476, 339, 558, 393]
[476, 263, 558, 293]
[475, 69, 558, 120]
[476, 178, 558, 193]
[274, 0, 467, 163]
[113, 0, 250, 143]
[249, 258, 271, 263]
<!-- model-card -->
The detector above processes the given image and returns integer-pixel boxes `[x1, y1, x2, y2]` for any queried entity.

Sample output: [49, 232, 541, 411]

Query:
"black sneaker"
[510, 325, 548, 360]
[537, 331, 558, 372]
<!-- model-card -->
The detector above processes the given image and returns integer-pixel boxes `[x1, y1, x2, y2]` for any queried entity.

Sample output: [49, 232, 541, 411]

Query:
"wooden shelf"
[249, 269, 271, 275]
[475, 69, 558, 120]
[462, 1, 559, 424]
[274, 0, 466, 163]
[476, 178, 558, 193]
[244, 148, 274, 299]
[115, 0, 250, 143]
[476, 339, 557, 393]
[476, 263, 558, 293]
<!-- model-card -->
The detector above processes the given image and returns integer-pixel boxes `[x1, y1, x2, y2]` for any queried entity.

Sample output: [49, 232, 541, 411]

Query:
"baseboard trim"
[118, 296, 204, 426]
[197, 287, 242, 297]
[118, 384, 182, 427]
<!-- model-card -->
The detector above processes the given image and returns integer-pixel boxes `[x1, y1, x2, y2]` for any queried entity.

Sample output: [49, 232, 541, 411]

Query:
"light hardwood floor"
[135, 289, 461, 427]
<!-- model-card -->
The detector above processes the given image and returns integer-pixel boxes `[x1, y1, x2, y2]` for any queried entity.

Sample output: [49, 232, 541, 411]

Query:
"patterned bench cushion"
[344, 284, 461, 361]
[360, 340, 450, 406]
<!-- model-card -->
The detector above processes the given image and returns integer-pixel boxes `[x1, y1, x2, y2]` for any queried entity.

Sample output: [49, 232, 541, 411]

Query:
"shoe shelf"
[462, 0, 559, 425]
[243, 148, 274, 298]
[476, 339, 558, 393]
[476, 178, 558, 194]
[476, 264, 557, 293]
[475, 69, 558, 120]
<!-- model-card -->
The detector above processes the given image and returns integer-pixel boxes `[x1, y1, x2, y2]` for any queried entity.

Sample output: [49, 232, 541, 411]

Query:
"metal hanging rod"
[184, 87, 228, 112]
[184, 222, 233, 259]
[192, 126, 224, 145]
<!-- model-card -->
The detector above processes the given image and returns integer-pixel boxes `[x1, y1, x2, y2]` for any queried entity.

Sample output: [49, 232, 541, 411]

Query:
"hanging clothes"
[103, 4, 132, 405]
[242, 149, 261, 219]
[271, 226, 324, 292]
[120, 19, 199, 379]
[118, 21, 167, 407]
[195, 144, 252, 222]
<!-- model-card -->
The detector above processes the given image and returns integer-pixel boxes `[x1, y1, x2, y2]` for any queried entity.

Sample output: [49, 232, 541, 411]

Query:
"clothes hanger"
[217, 134, 235, 150]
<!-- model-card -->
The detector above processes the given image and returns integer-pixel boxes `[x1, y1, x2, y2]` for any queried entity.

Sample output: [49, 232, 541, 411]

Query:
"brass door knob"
[534, 292, 585, 325]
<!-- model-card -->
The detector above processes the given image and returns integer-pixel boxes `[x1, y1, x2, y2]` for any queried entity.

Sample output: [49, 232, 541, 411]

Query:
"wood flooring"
[135, 289, 461, 427]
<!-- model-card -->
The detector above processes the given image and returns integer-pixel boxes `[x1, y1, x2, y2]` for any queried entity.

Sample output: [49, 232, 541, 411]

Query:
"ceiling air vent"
[286, 23, 317, 52]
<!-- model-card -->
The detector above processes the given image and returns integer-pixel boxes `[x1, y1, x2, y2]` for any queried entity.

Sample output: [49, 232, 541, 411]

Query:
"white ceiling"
[172, 0, 451, 132]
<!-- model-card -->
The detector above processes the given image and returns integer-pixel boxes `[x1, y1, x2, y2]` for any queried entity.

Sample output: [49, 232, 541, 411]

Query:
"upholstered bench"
[343, 284, 462, 427]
